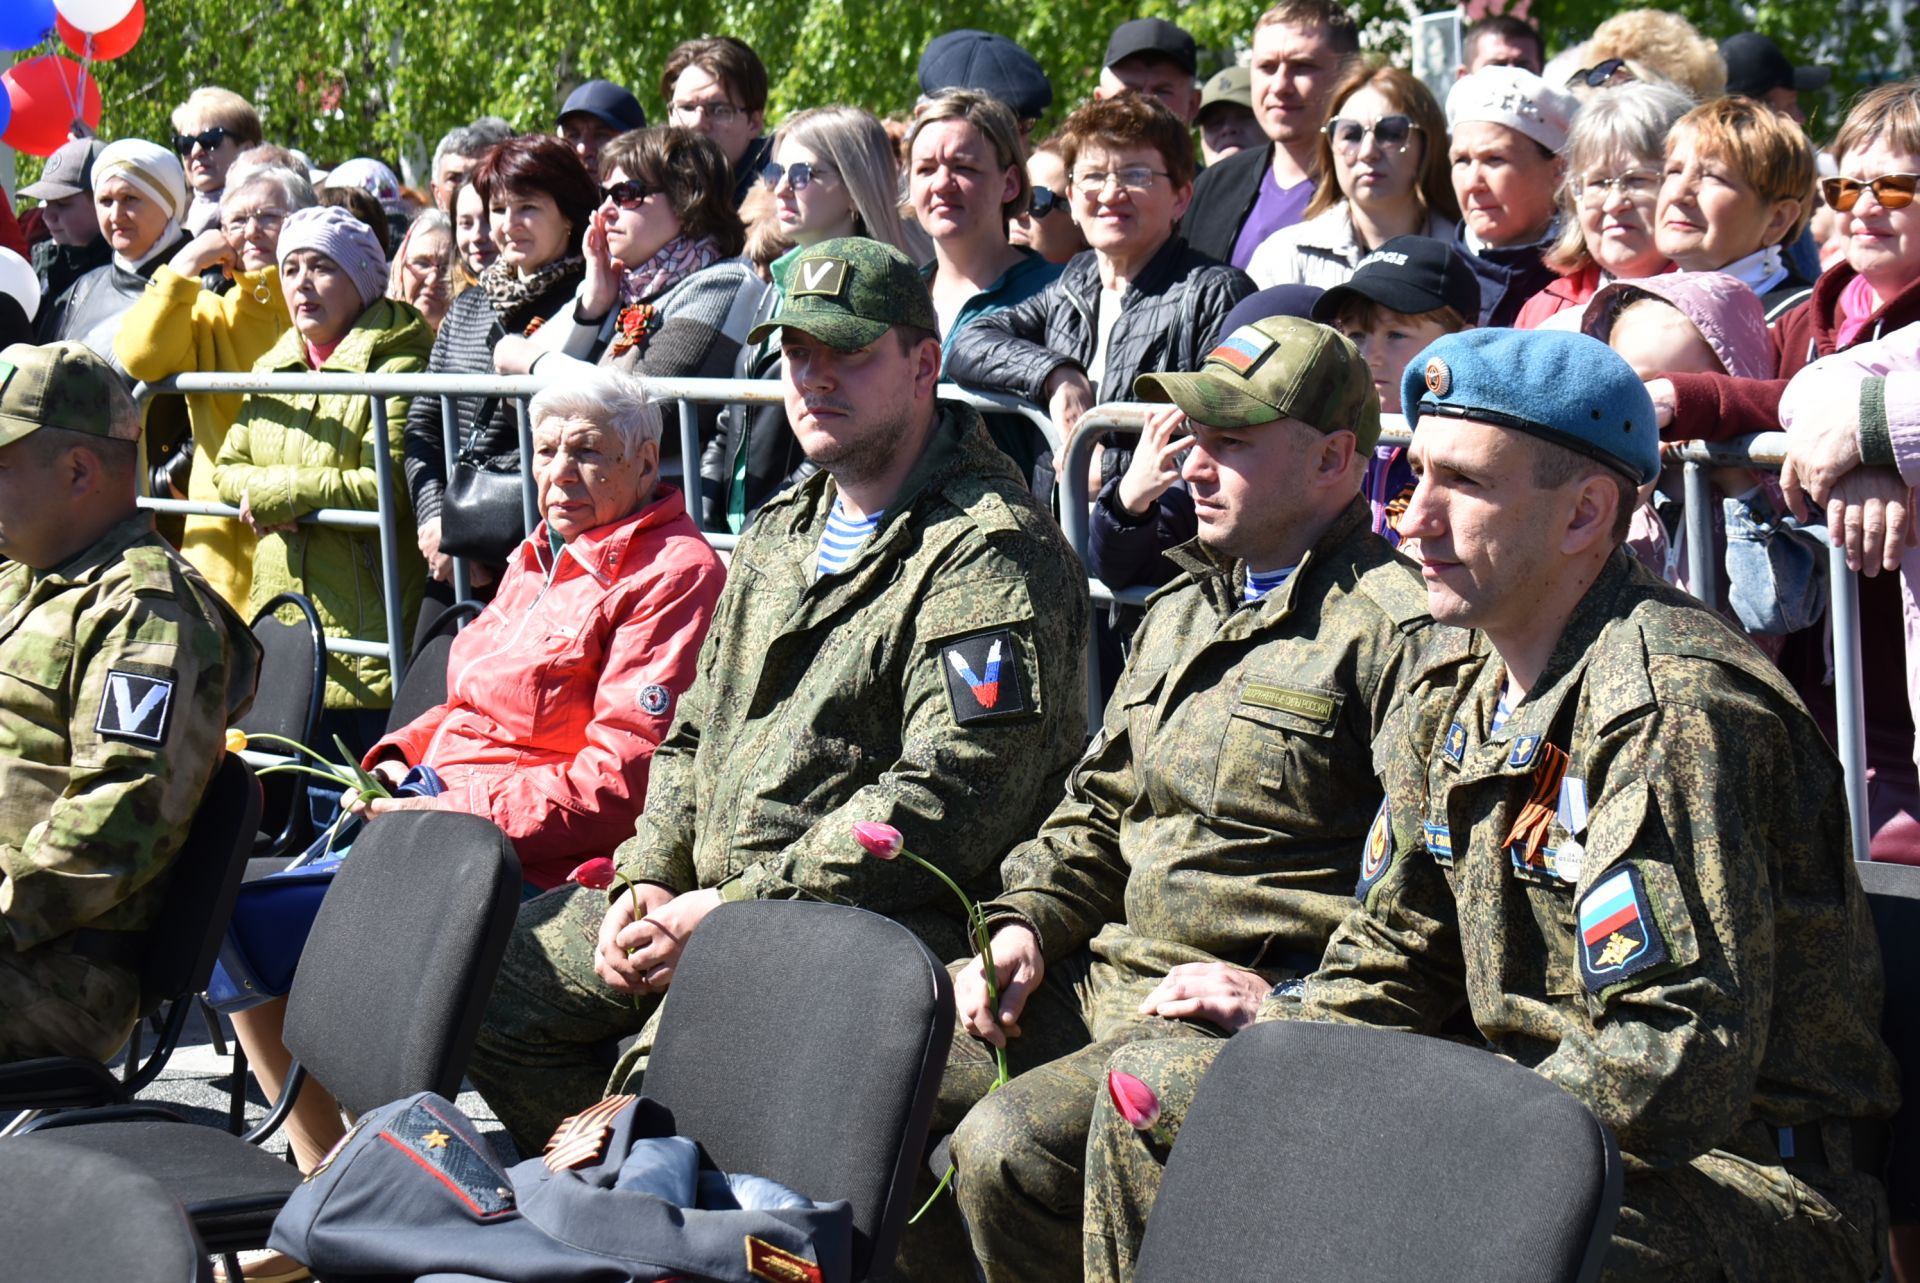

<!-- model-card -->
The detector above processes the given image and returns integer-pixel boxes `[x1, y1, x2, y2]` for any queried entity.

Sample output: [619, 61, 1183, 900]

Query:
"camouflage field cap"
[0, 341, 141, 449]
[1135, 317, 1382, 452]
[748, 237, 939, 351]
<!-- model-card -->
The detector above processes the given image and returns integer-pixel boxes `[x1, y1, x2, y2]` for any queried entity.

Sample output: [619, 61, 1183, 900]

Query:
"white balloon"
[53, 0, 137, 34]
[0, 248, 42, 322]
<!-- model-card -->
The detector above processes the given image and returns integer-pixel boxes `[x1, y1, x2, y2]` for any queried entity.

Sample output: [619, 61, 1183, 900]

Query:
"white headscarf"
[91, 139, 189, 272]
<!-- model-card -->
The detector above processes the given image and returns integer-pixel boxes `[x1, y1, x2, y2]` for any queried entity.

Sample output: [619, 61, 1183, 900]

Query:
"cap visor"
[0, 413, 41, 450]
[1794, 65, 1832, 90]
[747, 314, 892, 351]
[1135, 371, 1283, 428]
[19, 181, 79, 200]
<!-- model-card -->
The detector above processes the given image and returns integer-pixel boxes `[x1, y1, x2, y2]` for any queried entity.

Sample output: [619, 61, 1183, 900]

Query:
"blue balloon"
[0, 0, 55, 53]
[0, 85, 9, 142]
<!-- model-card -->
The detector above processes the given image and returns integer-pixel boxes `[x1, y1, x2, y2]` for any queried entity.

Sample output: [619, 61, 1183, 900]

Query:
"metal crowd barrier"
[1059, 406, 1873, 862]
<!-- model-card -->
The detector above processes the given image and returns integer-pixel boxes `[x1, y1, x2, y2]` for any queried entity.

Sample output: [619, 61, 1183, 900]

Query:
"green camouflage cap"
[748, 237, 939, 350]
[1135, 317, 1382, 452]
[0, 341, 141, 449]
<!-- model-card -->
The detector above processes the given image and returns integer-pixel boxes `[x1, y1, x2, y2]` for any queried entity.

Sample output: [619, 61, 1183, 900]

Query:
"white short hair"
[528, 368, 663, 455]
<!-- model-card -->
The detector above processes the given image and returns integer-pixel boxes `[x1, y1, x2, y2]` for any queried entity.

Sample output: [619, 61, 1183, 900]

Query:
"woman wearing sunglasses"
[1653, 95, 1819, 319]
[169, 86, 265, 236]
[1245, 60, 1456, 290]
[1517, 80, 1691, 329]
[1011, 137, 1089, 266]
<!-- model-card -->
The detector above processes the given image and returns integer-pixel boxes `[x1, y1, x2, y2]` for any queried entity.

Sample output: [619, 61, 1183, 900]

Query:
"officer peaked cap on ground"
[0, 340, 142, 447]
[1135, 315, 1382, 452]
[747, 237, 938, 352]
[1400, 328, 1660, 485]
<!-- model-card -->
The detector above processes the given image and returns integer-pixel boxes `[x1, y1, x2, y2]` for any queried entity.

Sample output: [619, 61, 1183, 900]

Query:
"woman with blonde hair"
[1247, 59, 1457, 289]
[1569, 10, 1726, 101]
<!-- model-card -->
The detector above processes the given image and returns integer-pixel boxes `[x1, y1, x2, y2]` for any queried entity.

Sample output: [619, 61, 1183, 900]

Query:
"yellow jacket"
[116, 264, 291, 612]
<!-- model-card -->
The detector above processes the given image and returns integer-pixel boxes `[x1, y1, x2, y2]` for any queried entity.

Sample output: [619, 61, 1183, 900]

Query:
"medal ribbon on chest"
[1504, 741, 1569, 874]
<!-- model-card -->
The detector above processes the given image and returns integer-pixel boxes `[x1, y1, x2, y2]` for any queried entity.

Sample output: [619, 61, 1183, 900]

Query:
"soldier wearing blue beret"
[1083, 328, 1900, 1283]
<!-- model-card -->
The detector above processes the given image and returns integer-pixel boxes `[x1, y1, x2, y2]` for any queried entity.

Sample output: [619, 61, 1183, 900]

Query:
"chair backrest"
[385, 633, 456, 735]
[0, 1136, 211, 1281]
[139, 753, 262, 1010]
[643, 901, 954, 1282]
[281, 811, 521, 1116]
[236, 592, 325, 743]
[1856, 859, 1920, 1224]
[1136, 1021, 1622, 1283]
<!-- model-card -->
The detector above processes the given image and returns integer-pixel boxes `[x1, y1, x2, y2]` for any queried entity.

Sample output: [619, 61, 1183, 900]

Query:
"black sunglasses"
[600, 179, 661, 209]
[173, 126, 233, 155]
[1027, 186, 1068, 219]
[1567, 58, 1631, 89]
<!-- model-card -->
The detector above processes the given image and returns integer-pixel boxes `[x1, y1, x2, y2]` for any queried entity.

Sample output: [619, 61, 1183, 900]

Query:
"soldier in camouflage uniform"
[467, 238, 1089, 1154]
[0, 340, 259, 1063]
[1084, 328, 1900, 1283]
[899, 318, 1455, 1283]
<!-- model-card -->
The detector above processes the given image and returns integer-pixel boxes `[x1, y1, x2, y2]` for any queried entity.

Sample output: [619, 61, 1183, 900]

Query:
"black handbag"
[439, 396, 527, 561]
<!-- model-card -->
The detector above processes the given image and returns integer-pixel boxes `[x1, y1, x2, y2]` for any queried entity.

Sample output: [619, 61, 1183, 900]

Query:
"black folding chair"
[643, 900, 954, 1281]
[7, 810, 522, 1273]
[0, 1137, 212, 1282]
[0, 754, 260, 1123]
[1134, 1020, 1621, 1283]
[238, 591, 326, 860]
[1858, 860, 1920, 1231]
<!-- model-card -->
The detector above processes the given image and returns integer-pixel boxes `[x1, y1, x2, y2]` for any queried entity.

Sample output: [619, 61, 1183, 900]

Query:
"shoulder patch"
[747, 1236, 825, 1283]
[1577, 864, 1669, 992]
[958, 486, 1025, 539]
[639, 683, 672, 717]
[122, 541, 189, 597]
[1355, 799, 1395, 905]
[380, 1098, 513, 1216]
[1353, 554, 1435, 630]
[94, 664, 177, 745]
[942, 630, 1028, 724]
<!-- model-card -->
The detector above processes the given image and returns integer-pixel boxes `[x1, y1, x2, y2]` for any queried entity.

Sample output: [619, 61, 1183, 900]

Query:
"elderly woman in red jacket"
[357, 366, 727, 889]
[232, 367, 724, 1192]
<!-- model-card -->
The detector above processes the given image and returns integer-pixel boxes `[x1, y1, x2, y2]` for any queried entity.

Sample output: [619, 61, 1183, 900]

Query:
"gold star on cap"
[422, 1129, 451, 1150]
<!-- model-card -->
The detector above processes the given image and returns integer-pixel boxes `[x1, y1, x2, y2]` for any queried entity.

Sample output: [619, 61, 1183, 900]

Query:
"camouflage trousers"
[895, 950, 1227, 1283]
[1084, 1036, 1889, 1283]
[0, 943, 141, 1063]
[465, 884, 665, 1155]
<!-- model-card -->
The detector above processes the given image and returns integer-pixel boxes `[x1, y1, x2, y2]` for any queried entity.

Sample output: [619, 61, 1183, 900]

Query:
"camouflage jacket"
[0, 513, 260, 950]
[1269, 551, 1900, 1167]
[614, 404, 1088, 956]
[985, 497, 1448, 988]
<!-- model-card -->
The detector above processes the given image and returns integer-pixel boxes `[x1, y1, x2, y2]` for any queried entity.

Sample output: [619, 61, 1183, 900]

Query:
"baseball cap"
[1447, 66, 1576, 153]
[1135, 317, 1382, 452]
[918, 30, 1054, 121]
[0, 341, 142, 449]
[21, 138, 105, 201]
[1311, 236, 1481, 326]
[747, 238, 939, 350]
[1400, 329, 1659, 485]
[1197, 66, 1253, 123]
[1721, 32, 1830, 100]
[1105, 18, 1197, 77]
[558, 79, 647, 132]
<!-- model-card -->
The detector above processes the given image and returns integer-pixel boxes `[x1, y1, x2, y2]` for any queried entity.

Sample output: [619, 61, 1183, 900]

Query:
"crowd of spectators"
[11, 5, 1920, 1280]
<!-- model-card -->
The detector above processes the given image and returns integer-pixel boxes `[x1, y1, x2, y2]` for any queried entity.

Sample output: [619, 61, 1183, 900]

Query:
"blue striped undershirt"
[816, 500, 883, 576]
[1490, 693, 1515, 736]
[1242, 565, 1296, 605]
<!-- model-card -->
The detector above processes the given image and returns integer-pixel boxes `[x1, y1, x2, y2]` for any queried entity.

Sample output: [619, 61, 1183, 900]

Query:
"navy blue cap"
[559, 79, 647, 132]
[1313, 236, 1480, 327]
[918, 30, 1054, 121]
[1105, 18, 1197, 76]
[1401, 329, 1660, 485]
[1221, 285, 1325, 336]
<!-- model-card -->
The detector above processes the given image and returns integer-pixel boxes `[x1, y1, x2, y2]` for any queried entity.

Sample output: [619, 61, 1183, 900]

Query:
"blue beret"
[1400, 329, 1661, 486]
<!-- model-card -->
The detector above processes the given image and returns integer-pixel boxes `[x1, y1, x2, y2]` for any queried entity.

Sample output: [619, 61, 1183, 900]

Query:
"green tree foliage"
[31, 0, 1920, 177]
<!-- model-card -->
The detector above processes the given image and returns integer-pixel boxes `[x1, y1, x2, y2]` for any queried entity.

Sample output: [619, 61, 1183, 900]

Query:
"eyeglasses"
[1569, 169, 1659, 204]
[1325, 115, 1418, 155]
[600, 179, 661, 209]
[760, 161, 835, 191]
[173, 126, 233, 155]
[671, 101, 745, 124]
[1821, 173, 1920, 212]
[1026, 186, 1068, 219]
[221, 208, 288, 237]
[1072, 167, 1170, 196]
[1567, 58, 1632, 89]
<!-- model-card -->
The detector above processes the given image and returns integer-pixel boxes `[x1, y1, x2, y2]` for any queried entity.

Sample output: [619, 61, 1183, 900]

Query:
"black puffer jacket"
[944, 235, 1252, 405]
[402, 265, 583, 526]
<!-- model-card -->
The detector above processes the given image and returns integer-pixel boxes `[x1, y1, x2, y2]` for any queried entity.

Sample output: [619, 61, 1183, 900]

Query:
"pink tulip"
[1107, 1070, 1161, 1130]
[852, 821, 904, 860]
[568, 858, 619, 891]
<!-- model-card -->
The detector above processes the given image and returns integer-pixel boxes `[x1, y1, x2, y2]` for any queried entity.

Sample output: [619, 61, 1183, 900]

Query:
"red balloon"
[2, 55, 102, 157]
[57, 0, 142, 60]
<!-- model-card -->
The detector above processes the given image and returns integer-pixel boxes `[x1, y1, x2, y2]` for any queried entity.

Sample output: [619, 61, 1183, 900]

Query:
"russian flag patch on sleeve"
[942, 630, 1028, 724]
[1576, 863, 1669, 992]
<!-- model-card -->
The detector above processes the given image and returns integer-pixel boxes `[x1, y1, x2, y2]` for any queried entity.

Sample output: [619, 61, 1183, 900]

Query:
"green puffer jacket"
[213, 297, 433, 710]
